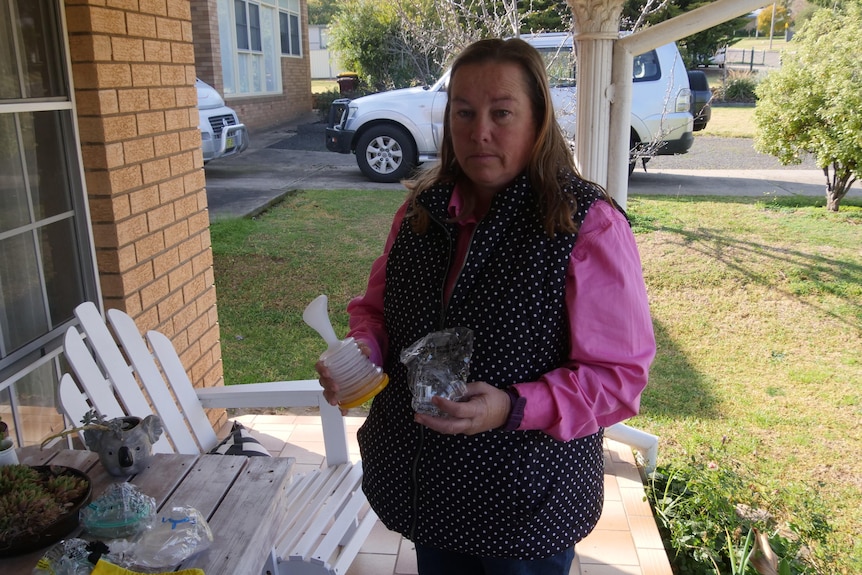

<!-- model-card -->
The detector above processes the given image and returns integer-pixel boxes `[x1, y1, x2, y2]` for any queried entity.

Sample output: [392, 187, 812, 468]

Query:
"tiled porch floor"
[235, 413, 673, 575]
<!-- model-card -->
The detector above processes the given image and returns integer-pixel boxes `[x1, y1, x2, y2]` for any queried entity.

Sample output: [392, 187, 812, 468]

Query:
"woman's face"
[448, 61, 538, 199]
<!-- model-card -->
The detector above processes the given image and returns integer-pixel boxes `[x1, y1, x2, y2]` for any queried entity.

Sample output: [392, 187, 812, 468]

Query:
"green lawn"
[701, 104, 755, 138]
[211, 188, 862, 573]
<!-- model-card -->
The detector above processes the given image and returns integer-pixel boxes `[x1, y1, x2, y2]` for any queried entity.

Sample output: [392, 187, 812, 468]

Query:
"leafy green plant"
[645, 441, 830, 575]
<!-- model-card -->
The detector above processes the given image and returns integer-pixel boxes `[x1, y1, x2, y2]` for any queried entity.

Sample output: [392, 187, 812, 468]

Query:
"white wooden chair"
[58, 301, 377, 575]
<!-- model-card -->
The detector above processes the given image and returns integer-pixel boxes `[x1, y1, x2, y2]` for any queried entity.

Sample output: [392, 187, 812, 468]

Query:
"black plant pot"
[0, 465, 93, 557]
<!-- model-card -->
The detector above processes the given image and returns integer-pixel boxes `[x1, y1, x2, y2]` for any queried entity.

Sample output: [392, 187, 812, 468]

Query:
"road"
[203, 116, 850, 222]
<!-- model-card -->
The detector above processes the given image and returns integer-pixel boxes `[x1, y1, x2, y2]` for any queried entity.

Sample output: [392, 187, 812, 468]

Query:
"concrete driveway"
[203, 116, 846, 222]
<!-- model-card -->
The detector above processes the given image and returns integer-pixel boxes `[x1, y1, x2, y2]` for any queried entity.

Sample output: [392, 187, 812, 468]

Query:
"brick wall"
[64, 0, 225, 429]
[189, 0, 220, 89]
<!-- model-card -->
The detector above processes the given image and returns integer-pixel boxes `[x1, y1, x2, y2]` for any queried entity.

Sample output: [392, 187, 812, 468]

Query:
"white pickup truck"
[325, 32, 694, 183]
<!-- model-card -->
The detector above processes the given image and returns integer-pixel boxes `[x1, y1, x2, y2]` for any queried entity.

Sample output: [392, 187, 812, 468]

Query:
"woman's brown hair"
[404, 37, 608, 236]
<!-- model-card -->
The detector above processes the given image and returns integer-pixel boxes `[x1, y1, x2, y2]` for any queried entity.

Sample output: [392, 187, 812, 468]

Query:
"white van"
[196, 78, 249, 163]
[325, 32, 694, 182]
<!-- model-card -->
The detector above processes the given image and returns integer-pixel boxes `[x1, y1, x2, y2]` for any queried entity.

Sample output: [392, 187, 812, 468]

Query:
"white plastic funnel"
[302, 294, 389, 409]
[303, 294, 339, 348]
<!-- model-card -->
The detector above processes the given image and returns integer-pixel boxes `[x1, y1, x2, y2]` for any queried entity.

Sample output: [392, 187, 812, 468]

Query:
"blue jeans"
[415, 544, 575, 575]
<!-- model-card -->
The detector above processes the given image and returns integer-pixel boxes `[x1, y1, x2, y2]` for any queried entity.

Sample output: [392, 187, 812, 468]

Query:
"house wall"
[190, 0, 313, 133]
[64, 0, 226, 430]
[227, 53, 314, 131]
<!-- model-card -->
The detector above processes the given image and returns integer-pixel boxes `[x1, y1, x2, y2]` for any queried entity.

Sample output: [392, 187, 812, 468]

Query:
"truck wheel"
[355, 125, 417, 183]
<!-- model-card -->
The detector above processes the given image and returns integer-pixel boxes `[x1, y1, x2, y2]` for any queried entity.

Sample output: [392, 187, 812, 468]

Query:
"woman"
[317, 38, 656, 574]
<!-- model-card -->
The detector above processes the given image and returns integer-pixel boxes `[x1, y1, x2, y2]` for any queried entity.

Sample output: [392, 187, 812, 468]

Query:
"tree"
[521, 0, 571, 33]
[327, 0, 413, 91]
[754, 4, 862, 211]
[328, 0, 539, 90]
[307, 0, 341, 25]
[756, 4, 791, 37]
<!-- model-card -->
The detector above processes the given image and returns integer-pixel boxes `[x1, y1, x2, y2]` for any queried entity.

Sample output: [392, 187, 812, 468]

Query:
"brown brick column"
[190, 0, 221, 89]
[64, 0, 226, 429]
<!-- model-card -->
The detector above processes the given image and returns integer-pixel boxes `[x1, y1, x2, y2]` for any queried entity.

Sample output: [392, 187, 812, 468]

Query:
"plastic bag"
[129, 506, 213, 570]
[80, 483, 156, 539]
[400, 327, 473, 416]
[32, 538, 108, 575]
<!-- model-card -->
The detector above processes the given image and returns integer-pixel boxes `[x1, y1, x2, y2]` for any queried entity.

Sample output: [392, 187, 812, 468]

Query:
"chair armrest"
[195, 380, 324, 409]
[196, 380, 351, 466]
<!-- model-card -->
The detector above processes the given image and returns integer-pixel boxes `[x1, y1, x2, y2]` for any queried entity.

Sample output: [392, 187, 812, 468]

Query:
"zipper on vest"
[437, 216, 479, 327]
[408, 425, 425, 540]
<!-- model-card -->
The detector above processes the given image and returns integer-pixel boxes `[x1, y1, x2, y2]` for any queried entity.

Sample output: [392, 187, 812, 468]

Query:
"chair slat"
[62, 328, 126, 421]
[74, 303, 154, 417]
[146, 329, 219, 452]
[107, 309, 202, 454]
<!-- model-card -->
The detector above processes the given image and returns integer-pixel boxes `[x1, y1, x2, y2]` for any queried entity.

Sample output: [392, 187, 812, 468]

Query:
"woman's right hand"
[314, 359, 340, 407]
[315, 340, 373, 413]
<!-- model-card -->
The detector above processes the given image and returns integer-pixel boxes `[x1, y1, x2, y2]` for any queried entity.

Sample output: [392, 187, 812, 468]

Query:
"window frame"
[0, 0, 100, 449]
[220, 0, 303, 97]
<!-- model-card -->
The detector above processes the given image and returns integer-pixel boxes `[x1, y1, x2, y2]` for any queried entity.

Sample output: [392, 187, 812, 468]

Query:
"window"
[219, 0, 302, 97]
[633, 51, 661, 82]
[0, 0, 98, 448]
[279, 0, 301, 56]
[536, 44, 662, 86]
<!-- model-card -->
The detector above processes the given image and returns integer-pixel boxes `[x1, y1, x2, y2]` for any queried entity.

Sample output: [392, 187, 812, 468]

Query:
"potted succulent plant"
[0, 462, 92, 557]
[0, 415, 18, 466]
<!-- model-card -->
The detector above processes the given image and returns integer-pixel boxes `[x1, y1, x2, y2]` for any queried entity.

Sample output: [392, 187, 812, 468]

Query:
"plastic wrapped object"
[400, 327, 474, 416]
[304, 294, 389, 408]
[80, 483, 156, 539]
[32, 538, 108, 575]
[129, 506, 213, 570]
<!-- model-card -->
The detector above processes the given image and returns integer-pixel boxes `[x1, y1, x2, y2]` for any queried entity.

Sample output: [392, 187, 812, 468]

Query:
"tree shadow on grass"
[640, 318, 721, 420]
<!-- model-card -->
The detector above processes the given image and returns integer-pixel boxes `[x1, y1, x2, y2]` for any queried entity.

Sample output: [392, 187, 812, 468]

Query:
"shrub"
[313, 88, 344, 121]
[645, 441, 831, 574]
[714, 70, 758, 103]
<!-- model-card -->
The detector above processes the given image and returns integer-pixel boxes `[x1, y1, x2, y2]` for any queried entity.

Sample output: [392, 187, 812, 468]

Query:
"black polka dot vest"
[357, 171, 607, 559]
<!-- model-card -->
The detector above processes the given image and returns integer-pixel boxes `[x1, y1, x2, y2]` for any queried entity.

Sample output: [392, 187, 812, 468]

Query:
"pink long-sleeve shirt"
[347, 190, 656, 442]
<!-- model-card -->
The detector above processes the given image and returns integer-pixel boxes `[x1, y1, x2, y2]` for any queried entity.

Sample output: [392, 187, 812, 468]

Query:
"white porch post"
[567, 0, 772, 209]
[566, 0, 625, 188]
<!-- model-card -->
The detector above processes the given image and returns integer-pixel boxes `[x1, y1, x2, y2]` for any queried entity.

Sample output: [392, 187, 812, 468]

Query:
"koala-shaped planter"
[84, 415, 163, 476]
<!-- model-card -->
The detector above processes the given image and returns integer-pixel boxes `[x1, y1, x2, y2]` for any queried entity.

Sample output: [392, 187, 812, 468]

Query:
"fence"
[725, 48, 782, 70]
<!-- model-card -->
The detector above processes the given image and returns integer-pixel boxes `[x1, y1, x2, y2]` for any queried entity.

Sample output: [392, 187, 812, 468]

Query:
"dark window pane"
[235, 0, 249, 50]
[249, 4, 261, 52]
[0, 3, 21, 99]
[16, 0, 65, 98]
[0, 231, 48, 352]
[279, 12, 289, 55]
[24, 111, 73, 220]
[290, 14, 299, 56]
[41, 218, 85, 326]
[0, 114, 29, 232]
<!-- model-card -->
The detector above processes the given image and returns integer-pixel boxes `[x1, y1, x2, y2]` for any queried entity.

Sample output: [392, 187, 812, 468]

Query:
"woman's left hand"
[414, 382, 511, 435]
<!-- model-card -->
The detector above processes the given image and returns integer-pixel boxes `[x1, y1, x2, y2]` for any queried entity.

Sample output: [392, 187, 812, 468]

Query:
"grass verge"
[700, 105, 756, 139]
[211, 190, 862, 573]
